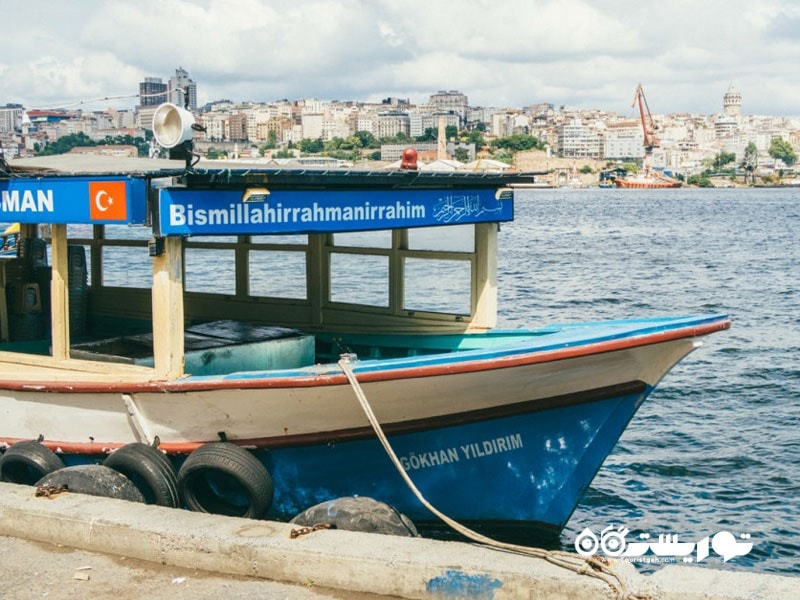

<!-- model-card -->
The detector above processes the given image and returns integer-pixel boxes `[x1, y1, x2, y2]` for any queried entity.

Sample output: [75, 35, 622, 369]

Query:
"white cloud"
[2, 0, 799, 115]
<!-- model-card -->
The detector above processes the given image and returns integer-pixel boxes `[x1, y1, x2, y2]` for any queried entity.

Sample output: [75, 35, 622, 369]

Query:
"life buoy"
[0, 440, 65, 485]
[35, 464, 145, 503]
[103, 443, 180, 508]
[177, 442, 273, 518]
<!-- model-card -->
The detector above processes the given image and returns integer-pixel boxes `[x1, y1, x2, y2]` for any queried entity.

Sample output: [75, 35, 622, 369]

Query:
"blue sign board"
[157, 187, 513, 236]
[0, 177, 148, 225]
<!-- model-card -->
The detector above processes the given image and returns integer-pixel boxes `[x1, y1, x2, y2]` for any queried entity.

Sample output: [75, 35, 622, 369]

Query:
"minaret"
[723, 82, 741, 117]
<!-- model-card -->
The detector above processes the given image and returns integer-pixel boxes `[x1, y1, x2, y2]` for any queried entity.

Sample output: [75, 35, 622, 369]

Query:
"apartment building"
[603, 120, 644, 160]
[0, 105, 25, 134]
[428, 90, 469, 125]
[375, 110, 410, 139]
[557, 118, 602, 159]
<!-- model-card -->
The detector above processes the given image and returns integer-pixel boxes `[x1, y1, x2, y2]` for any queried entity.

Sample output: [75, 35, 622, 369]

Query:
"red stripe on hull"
[2, 380, 647, 456]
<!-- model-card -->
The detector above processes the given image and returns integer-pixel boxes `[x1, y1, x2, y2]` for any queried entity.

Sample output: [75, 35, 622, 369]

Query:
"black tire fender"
[0, 440, 65, 485]
[177, 442, 273, 518]
[103, 443, 180, 507]
[35, 464, 144, 503]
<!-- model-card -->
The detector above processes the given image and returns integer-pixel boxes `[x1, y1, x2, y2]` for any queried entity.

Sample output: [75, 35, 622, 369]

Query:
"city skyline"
[0, 76, 792, 125]
[3, 0, 800, 117]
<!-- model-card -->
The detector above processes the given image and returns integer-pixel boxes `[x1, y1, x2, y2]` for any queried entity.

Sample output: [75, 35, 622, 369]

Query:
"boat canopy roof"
[2, 156, 540, 236]
[5, 155, 540, 187]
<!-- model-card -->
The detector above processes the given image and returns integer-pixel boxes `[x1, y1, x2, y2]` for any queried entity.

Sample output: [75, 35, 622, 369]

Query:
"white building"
[375, 111, 410, 139]
[0, 106, 25, 133]
[428, 90, 469, 124]
[168, 67, 197, 110]
[603, 121, 644, 160]
[301, 113, 324, 140]
[557, 119, 602, 159]
[356, 115, 375, 135]
[201, 113, 228, 142]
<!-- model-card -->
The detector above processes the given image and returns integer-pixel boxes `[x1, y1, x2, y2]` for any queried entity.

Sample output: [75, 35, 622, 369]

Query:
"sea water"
[499, 187, 799, 575]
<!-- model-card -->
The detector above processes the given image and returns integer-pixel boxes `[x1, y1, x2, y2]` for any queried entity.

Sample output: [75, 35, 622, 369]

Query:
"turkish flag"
[89, 181, 128, 221]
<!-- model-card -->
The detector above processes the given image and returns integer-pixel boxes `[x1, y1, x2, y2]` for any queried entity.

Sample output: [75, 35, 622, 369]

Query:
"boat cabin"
[1, 156, 537, 382]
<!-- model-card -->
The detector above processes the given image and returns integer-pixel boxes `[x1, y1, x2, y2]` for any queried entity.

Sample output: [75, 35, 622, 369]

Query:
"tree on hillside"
[264, 130, 278, 149]
[490, 133, 544, 152]
[768, 137, 797, 167]
[463, 129, 485, 148]
[741, 142, 758, 184]
[416, 128, 437, 142]
[298, 138, 324, 154]
[353, 130, 378, 148]
[688, 173, 713, 187]
[453, 147, 470, 162]
[36, 131, 150, 157]
[36, 132, 94, 156]
[712, 151, 736, 171]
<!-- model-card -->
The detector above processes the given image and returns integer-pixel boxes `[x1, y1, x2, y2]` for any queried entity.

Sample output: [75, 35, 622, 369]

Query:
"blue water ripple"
[498, 188, 799, 576]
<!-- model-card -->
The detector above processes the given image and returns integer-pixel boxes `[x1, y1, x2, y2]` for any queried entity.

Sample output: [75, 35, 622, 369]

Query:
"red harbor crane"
[632, 83, 659, 155]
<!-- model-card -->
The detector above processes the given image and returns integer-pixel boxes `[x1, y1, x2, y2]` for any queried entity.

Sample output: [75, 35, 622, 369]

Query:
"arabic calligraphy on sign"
[574, 525, 754, 563]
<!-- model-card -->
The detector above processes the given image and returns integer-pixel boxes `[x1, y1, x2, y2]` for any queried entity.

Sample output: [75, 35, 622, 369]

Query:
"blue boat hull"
[254, 383, 650, 534]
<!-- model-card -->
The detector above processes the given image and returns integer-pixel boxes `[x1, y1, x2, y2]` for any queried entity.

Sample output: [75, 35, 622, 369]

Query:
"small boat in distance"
[0, 104, 729, 540]
[614, 171, 682, 188]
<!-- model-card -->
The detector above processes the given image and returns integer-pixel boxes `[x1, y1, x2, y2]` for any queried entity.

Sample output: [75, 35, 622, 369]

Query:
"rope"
[337, 354, 648, 600]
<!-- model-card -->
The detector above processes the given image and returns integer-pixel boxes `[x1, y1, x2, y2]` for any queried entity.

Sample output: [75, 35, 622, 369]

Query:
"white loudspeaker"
[152, 103, 196, 148]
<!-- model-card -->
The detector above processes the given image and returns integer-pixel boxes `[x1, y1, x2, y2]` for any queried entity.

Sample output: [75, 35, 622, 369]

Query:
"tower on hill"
[723, 82, 741, 117]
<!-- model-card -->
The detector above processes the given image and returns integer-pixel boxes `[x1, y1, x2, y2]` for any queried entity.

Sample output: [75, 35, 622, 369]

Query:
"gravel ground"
[0, 535, 393, 600]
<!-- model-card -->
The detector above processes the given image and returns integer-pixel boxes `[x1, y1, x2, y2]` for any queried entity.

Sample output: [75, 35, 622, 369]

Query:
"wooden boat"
[0, 137, 729, 538]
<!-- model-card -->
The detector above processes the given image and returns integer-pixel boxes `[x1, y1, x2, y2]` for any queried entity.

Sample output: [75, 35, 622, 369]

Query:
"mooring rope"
[337, 354, 648, 600]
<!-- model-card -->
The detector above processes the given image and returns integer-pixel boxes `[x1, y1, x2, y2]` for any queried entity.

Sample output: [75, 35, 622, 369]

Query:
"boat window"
[249, 250, 307, 299]
[408, 224, 474, 252]
[251, 234, 307, 245]
[403, 257, 472, 315]
[330, 252, 389, 307]
[102, 246, 152, 288]
[333, 230, 392, 249]
[187, 235, 238, 243]
[185, 249, 236, 294]
[66, 224, 93, 239]
[103, 226, 152, 240]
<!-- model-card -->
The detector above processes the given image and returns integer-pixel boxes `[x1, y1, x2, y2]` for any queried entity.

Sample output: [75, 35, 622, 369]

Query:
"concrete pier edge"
[0, 482, 796, 599]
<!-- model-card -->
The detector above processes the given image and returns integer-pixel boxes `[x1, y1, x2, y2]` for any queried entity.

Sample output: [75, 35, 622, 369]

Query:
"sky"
[2, 0, 800, 117]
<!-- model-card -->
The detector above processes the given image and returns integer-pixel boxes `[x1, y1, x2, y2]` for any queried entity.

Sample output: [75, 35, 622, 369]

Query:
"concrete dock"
[0, 482, 796, 599]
